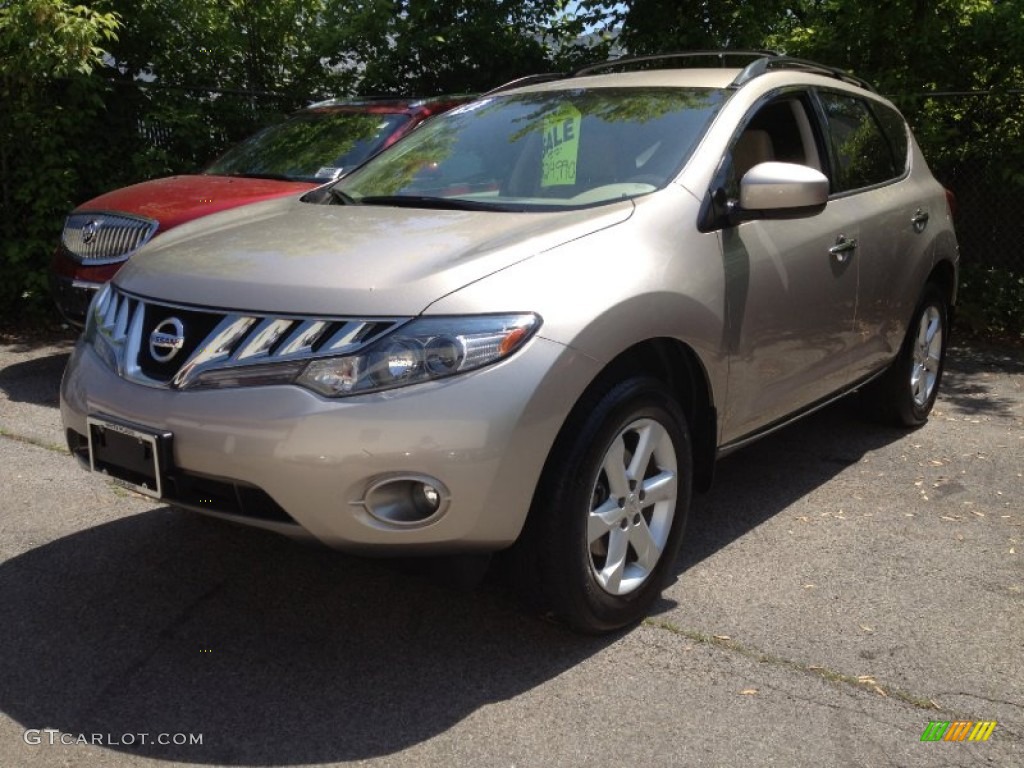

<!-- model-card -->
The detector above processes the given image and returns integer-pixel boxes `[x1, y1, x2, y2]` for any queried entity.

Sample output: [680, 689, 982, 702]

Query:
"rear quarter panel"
[853, 138, 959, 379]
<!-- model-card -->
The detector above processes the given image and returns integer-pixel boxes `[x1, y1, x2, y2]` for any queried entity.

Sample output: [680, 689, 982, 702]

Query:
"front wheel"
[861, 283, 949, 427]
[517, 377, 692, 633]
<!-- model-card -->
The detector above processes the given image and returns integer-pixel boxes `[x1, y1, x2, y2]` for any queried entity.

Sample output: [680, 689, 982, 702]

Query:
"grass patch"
[0, 427, 68, 455]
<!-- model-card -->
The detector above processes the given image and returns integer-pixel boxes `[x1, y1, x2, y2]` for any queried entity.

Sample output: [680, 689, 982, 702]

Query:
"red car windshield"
[205, 111, 412, 183]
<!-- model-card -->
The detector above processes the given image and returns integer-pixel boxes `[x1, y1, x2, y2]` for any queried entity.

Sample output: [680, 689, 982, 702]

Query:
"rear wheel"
[861, 283, 948, 427]
[516, 376, 692, 633]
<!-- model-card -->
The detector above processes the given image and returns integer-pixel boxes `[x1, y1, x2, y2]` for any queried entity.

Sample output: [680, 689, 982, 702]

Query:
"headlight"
[295, 313, 540, 397]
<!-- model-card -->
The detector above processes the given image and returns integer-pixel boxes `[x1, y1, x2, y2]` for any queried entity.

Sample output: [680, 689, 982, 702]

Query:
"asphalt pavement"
[1, 332, 1021, 767]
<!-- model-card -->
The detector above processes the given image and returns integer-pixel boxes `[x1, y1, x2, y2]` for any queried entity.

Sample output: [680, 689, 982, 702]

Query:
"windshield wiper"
[358, 195, 510, 212]
[327, 187, 361, 205]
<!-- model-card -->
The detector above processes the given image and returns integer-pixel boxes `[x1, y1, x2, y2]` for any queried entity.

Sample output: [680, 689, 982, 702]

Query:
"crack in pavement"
[86, 581, 227, 717]
[643, 617, 989, 720]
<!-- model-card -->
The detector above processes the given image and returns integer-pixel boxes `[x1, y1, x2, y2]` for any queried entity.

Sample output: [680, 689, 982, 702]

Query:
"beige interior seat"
[733, 129, 776, 178]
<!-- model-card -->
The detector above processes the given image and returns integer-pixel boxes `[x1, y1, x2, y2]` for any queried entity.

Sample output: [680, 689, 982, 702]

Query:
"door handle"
[829, 234, 858, 264]
[912, 209, 930, 233]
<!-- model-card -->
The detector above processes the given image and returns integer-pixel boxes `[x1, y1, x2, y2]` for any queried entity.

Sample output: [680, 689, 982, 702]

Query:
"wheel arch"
[507, 338, 716, 630]
[927, 257, 958, 314]
[556, 337, 718, 494]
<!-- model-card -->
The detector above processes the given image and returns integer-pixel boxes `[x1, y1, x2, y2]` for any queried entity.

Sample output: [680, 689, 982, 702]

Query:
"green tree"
[0, 0, 121, 319]
[346, 0, 579, 95]
[104, 0, 352, 97]
[96, 0, 354, 181]
[608, 0, 793, 53]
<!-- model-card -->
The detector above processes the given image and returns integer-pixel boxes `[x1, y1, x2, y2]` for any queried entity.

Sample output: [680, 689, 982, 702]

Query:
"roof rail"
[574, 50, 779, 77]
[733, 56, 876, 92]
[482, 73, 568, 96]
[570, 50, 876, 93]
[481, 52, 876, 97]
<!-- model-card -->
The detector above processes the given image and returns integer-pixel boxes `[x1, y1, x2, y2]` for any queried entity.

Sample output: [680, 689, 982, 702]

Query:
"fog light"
[361, 475, 450, 526]
[417, 482, 441, 511]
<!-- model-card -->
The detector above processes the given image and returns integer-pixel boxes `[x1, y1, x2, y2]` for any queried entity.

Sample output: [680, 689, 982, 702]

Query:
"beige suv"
[60, 53, 959, 633]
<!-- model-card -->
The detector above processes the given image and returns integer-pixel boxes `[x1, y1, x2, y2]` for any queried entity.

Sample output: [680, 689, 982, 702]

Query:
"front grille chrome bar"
[87, 285, 407, 390]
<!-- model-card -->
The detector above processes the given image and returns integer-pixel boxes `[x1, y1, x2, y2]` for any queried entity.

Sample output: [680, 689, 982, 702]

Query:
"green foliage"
[348, 1, 576, 95]
[601, 0, 794, 54]
[0, 0, 120, 78]
[106, 0, 353, 98]
[0, 0, 121, 320]
[956, 264, 1024, 341]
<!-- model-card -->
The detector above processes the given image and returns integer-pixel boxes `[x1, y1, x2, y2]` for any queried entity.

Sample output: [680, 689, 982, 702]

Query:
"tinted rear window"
[819, 92, 900, 192]
[871, 101, 910, 176]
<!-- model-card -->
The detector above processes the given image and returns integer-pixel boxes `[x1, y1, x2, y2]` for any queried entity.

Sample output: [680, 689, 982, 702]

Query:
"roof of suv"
[489, 51, 876, 95]
[521, 69, 741, 91]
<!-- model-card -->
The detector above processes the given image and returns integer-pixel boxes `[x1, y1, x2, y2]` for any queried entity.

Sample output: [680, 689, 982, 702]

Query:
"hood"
[76, 175, 317, 232]
[115, 195, 635, 316]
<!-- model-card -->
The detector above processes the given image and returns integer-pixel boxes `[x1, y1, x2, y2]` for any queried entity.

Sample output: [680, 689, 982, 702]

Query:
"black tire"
[514, 376, 692, 634]
[861, 283, 949, 427]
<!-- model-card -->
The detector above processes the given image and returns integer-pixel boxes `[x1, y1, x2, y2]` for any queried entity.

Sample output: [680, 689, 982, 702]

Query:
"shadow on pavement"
[657, 340, 1023, 609]
[0, 509, 613, 764]
[939, 342, 1024, 419]
[0, 350, 71, 408]
[671, 396, 904, 581]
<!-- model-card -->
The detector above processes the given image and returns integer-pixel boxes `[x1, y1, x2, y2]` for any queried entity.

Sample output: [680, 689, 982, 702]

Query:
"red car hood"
[74, 175, 317, 232]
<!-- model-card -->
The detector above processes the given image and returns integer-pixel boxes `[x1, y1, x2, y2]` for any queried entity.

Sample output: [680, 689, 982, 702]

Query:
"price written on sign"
[541, 105, 582, 188]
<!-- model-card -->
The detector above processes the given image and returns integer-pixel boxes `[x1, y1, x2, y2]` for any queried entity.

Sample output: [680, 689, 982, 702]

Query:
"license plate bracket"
[87, 415, 172, 498]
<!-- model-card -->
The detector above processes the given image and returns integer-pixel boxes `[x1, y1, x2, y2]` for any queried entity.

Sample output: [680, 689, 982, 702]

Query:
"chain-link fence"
[894, 92, 1024, 337]
[114, 80, 304, 177]
[904, 93, 1024, 274]
[940, 159, 1023, 271]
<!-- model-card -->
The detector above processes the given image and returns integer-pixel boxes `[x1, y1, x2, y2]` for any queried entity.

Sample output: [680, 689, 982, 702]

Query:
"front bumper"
[50, 250, 123, 327]
[60, 334, 594, 553]
[50, 274, 101, 328]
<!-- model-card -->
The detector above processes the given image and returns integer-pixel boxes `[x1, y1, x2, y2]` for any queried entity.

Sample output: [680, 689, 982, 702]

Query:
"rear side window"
[871, 101, 910, 176]
[819, 92, 899, 192]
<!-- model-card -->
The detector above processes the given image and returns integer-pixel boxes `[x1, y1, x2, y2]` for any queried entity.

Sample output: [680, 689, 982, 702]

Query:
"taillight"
[944, 188, 957, 219]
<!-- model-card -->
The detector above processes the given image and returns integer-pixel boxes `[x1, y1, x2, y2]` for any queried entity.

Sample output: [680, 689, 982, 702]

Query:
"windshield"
[331, 88, 727, 210]
[205, 111, 412, 183]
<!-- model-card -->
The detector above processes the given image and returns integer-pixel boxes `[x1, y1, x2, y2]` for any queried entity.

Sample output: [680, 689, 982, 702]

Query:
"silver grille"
[62, 212, 158, 264]
[88, 284, 407, 390]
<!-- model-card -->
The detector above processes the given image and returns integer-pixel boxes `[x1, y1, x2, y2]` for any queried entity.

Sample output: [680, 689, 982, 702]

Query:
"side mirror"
[734, 162, 829, 221]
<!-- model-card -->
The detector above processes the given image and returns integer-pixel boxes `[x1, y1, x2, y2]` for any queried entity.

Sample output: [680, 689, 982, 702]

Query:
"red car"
[52, 95, 471, 325]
